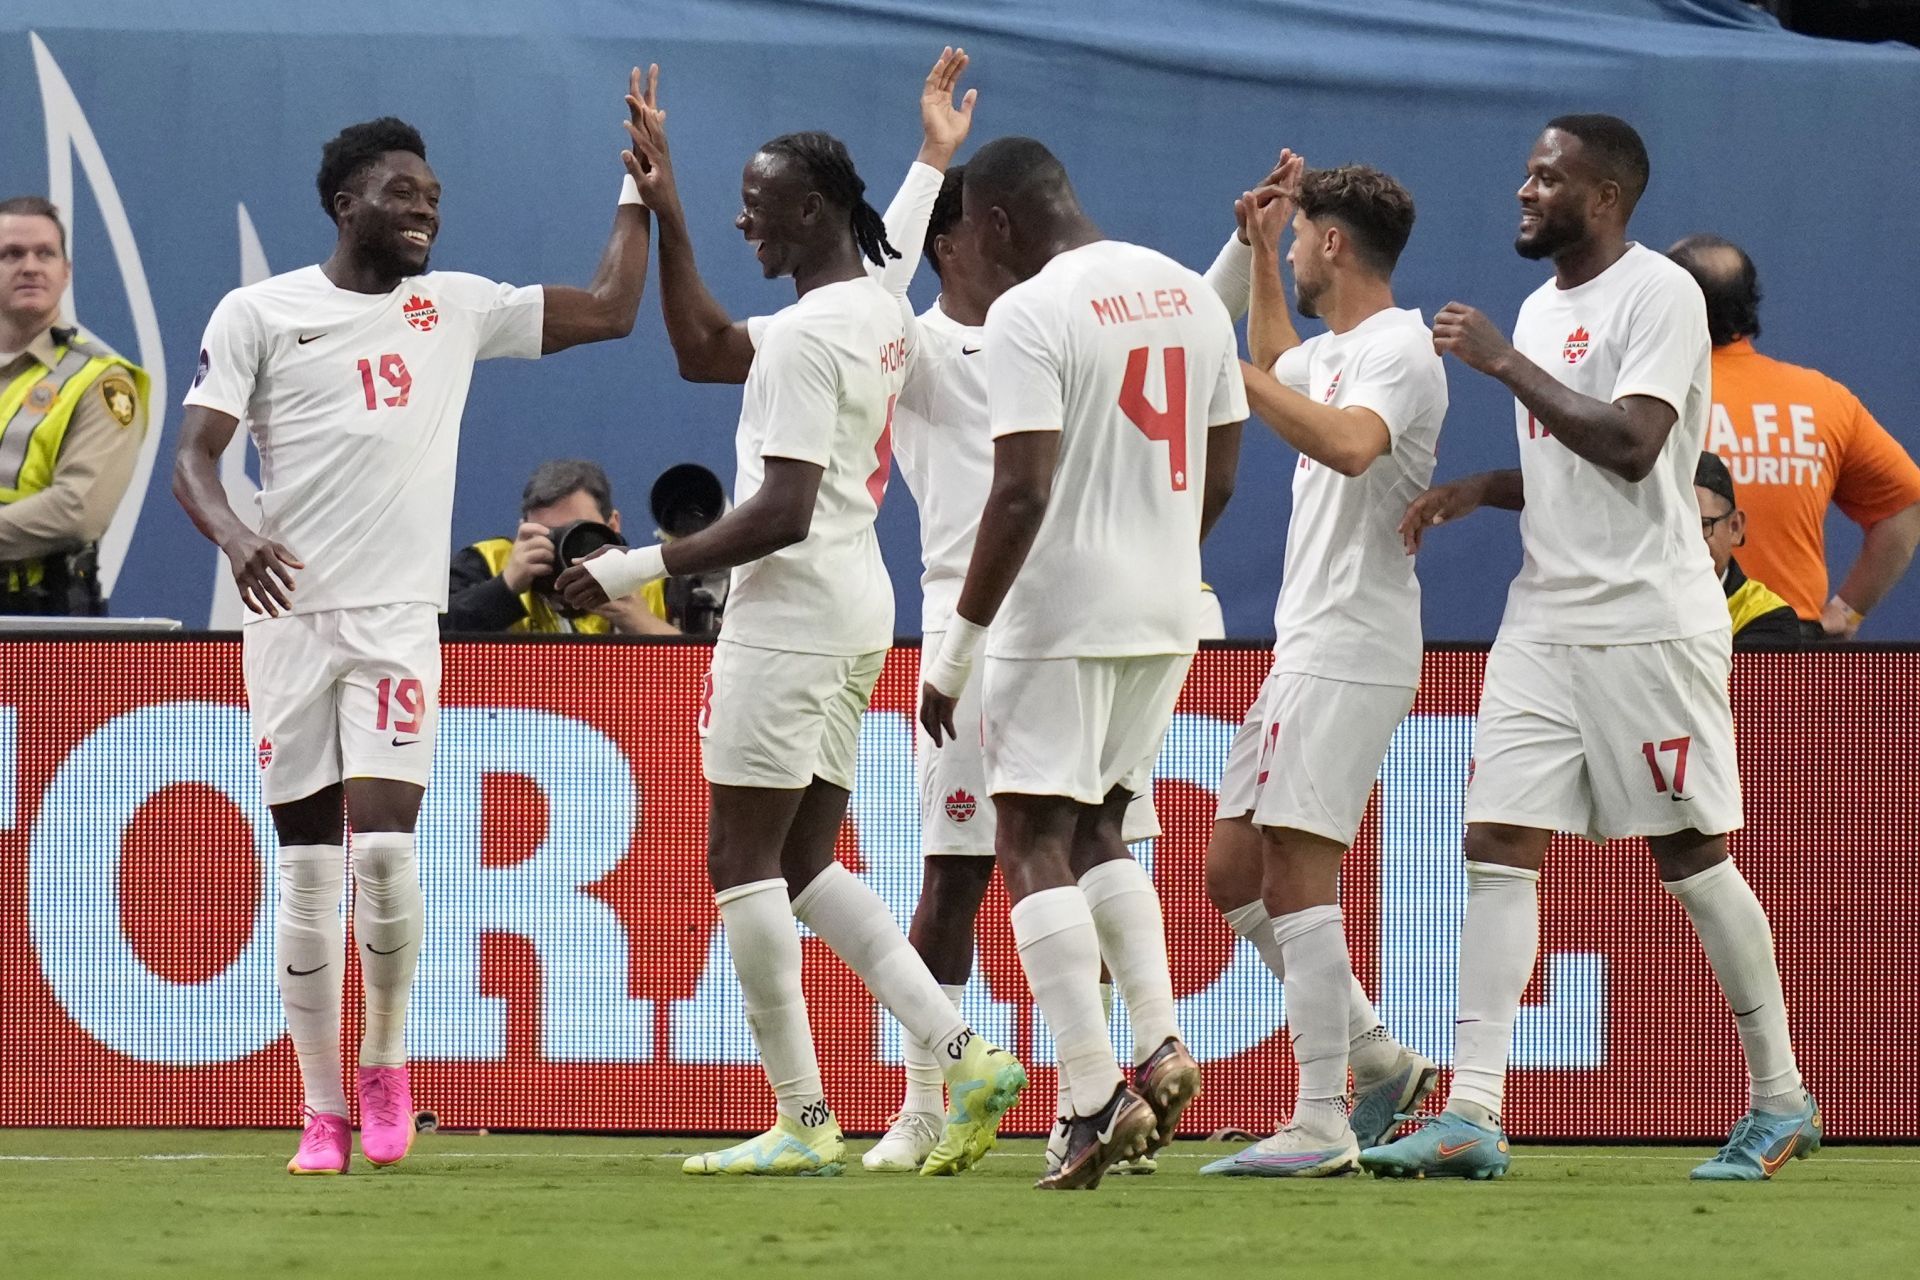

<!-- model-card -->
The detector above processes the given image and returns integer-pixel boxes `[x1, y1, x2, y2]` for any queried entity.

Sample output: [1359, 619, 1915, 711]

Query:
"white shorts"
[1216, 666, 1415, 847]
[243, 603, 442, 806]
[1465, 632, 1743, 844]
[919, 633, 1160, 854]
[700, 640, 884, 791]
[981, 652, 1191, 807]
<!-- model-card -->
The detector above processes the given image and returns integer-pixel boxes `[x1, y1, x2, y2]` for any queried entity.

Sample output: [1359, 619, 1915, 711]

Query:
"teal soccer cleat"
[1690, 1095, 1821, 1181]
[1358, 1112, 1510, 1181]
[1349, 1047, 1440, 1149]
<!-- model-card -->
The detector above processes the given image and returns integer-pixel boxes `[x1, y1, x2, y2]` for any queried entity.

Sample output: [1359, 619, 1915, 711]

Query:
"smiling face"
[1515, 129, 1603, 262]
[337, 150, 440, 279]
[735, 152, 821, 280]
[0, 213, 70, 330]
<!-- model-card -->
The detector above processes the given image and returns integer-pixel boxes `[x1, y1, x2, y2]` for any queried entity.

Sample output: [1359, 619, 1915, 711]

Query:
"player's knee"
[350, 832, 416, 886]
[1463, 822, 1548, 870]
[1204, 820, 1264, 911]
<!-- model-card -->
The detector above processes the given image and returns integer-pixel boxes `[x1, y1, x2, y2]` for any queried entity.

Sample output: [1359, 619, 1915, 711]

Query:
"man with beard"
[1366, 115, 1817, 1182]
[1196, 153, 1447, 1178]
[172, 82, 657, 1176]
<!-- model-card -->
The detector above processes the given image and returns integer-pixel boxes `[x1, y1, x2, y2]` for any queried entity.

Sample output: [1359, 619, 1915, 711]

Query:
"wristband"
[1830, 595, 1866, 629]
[923, 615, 987, 698]
[619, 172, 647, 209]
[584, 544, 667, 599]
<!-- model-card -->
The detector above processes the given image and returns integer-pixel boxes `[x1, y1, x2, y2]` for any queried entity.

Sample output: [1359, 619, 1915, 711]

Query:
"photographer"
[443, 459, 676, 635]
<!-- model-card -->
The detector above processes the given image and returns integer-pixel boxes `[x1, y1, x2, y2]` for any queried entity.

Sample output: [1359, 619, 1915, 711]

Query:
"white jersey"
[893, 300, 990, 633]
[985, 240, 1247, 660]
[1269, 307, 1446, 687]
[184, 265, 543, 617]
[722, 276, 913, 656]
[1502, 243, 1724, 644]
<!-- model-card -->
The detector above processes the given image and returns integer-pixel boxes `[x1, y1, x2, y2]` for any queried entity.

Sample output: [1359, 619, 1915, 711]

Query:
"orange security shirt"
[1706, 340, 1920, 620]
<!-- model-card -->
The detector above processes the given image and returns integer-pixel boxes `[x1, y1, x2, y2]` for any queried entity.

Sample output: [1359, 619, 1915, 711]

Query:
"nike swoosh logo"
[297, 332, 327, 344]
[391, 736, 420, 747]
[1436, 1138, 1480, 1158]
[286, 963, 328, 977]
[960, 346, 981, 356]
[365, 942, 409, 956]
[1759, 1135, 1799, 1177]
[1732, 1004, 1763, 1018]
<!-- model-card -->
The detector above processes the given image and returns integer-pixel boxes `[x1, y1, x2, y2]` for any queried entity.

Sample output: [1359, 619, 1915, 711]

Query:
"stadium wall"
[1, 4, 1917, 638]
[2, 639, 1913, 1141]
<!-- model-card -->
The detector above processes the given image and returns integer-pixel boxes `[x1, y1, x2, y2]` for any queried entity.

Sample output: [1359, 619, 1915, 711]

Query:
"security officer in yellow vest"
[0, 196, 149, 615]
[1695, 451, 1802, 648]
[442, 458, 677, 635]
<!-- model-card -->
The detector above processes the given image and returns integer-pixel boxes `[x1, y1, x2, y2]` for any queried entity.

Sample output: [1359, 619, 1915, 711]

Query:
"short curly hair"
[316, 117, 427, 223]
[1296, 165, 1417, 276]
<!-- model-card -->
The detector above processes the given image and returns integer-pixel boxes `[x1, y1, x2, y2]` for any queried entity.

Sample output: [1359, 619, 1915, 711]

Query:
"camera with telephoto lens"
[531, 519, 625, 616]
[650, 462, 729, 637]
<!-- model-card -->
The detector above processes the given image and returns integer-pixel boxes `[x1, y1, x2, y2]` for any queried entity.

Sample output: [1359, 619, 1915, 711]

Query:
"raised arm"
[172, 405, 303, 616]
[873, 47, 976, 297]
[1245, 151, 1307, 371]
[623, 75, 757, 383]
[537, 66, 657, 354]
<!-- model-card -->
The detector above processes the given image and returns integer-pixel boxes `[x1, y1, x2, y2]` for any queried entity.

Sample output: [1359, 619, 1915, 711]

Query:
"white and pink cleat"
[356, 1066, 416, 1167]
[287, 1108, 351, 1175]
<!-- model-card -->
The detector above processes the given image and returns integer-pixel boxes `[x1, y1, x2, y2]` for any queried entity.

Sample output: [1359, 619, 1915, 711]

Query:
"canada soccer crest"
[944, 788, 977, 823]
[257, 737, 274, 769]
[403, 295, 439, 332]
[1563, 326, 1591, 365]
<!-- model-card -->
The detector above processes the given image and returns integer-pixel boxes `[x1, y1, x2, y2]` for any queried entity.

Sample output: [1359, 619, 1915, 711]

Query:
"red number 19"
[357, 354, 413, 410]
[1118, 346, 1190, 491]
[376, 677, 425, 735]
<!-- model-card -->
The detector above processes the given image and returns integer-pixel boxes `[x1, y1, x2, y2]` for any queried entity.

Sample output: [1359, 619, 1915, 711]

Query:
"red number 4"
[357, 353, 413, 410]
[1118, 346, 1190, 491]
[376, 677, 425, 735]
[1641, 736, 1691, 795]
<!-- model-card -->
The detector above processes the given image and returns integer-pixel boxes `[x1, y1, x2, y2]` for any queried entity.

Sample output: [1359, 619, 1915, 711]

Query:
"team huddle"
[172, 49, 1818, 1189]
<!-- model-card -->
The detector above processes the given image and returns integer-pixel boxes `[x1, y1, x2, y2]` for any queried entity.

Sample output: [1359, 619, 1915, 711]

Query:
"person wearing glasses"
[1695, 451, 1800, 648]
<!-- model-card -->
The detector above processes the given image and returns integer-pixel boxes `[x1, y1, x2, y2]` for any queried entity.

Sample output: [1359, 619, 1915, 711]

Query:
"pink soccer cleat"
[356, 1066, 416, 1167]
[288, 1108, 351, 1175]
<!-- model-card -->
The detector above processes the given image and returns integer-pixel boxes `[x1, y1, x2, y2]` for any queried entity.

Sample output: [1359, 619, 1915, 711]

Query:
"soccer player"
[861, 166, 1166, 1177]
[171, 74, 659, 1176]
[1362, 115, 1818, 1182]
[562, 53, 1028, 1179]
[919, 136, 1246, 1190]
[1195, 154, 1447, 1178]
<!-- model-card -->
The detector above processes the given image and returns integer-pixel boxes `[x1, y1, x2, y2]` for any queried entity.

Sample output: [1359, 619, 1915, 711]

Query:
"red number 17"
[1118, 346, 1190, 491]
[1641, 736, 1692, 795]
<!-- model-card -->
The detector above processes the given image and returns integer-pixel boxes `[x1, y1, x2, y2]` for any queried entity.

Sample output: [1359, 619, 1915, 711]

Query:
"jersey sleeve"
[984, 286, 1064, 438]
[745, 314, 774, 350]
[1207, 324, 1250, 427]
[873, 161, 943, 298]
[182, 290, 263, 419]
[1270, 342, 1312, 396]
[437, 273, 544, 361]
[746, 323, 842, 467]
[1340, 330, 1442, 445]
[1610, 273, 1707, 414]
[1831, 388, 1920, 526]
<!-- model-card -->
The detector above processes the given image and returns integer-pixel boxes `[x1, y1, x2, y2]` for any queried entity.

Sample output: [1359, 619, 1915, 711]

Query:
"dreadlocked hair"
[759, 131, 900, 267]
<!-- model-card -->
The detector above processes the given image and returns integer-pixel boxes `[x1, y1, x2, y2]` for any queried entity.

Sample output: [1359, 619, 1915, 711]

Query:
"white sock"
[902, 985, 965, 1118]
[351, 832, 421, 1068]
[718, 878, 825, 1124]
[1664, 859, 1804, 1113]
[1273, 904, 1354, 1135]
[1227, 897, 1397, 1083]
[1012, 886, 1119, 1117]
[1078, 859, 1179, 1063]
[1056, 982, 1118, 1124]
[278, 844, 347, 1116]
[791, 863, 971, 1065]
[1446, 861, 1540, 1125]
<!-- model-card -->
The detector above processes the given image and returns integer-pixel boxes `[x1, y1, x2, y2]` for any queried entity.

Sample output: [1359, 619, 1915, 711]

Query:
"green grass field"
[2, 1130, 1914, 1278]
